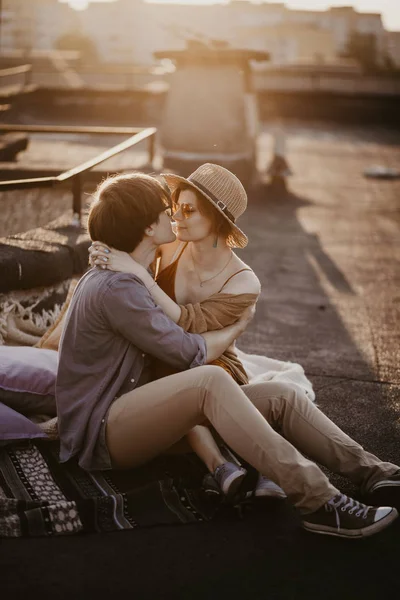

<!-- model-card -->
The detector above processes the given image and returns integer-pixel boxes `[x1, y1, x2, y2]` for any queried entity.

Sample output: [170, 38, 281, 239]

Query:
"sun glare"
[59, 0, 399, 30]
[68, 0, 89, 11]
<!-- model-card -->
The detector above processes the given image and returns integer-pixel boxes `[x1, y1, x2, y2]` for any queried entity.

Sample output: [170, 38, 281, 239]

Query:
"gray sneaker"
[365, 471, 400, 510]
[302, 493, 398, 539]
[254, 475, 287, 499]
[214, 462, 247, 500]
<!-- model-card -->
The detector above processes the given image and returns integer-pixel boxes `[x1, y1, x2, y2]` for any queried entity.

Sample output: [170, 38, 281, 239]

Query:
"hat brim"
[162, 173, 248, 249]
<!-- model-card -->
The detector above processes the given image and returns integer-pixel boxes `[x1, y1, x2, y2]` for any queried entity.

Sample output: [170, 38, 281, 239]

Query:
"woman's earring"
[213, 226, 221, 248]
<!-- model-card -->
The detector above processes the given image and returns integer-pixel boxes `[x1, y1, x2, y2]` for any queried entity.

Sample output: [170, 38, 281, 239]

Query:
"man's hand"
[202, 303, 256, 364]
[235, 303, 256, 336]
[226, 304, 256, 353]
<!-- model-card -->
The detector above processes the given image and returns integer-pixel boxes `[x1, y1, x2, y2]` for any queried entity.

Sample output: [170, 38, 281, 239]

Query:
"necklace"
[190, 245, 233, 287]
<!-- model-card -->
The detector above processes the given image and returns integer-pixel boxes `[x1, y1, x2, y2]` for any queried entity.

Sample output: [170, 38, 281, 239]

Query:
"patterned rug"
[0, 440, 253, 538]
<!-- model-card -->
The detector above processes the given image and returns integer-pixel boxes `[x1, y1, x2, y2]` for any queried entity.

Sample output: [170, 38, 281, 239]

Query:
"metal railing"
[0, 64, 32, 88]
[0, 125, 157, 220]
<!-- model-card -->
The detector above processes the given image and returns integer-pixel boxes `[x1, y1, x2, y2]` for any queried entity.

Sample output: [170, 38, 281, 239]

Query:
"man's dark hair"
[88, 173, 171, 253]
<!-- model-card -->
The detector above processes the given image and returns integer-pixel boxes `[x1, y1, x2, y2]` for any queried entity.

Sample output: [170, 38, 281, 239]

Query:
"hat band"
[189, 177, 236, 223]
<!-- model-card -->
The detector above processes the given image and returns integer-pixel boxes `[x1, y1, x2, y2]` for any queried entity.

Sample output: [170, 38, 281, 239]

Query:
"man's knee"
[196, 364, 235, 386]
[195, 366, 241, 413]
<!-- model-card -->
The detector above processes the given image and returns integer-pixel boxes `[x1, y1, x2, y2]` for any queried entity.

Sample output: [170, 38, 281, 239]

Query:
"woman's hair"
[173, 184, 233, 243]
[88, 173, 171, 253]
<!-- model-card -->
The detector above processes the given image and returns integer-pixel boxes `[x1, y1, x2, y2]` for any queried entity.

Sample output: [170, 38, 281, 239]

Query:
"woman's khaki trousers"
[106, 365, 397, 514]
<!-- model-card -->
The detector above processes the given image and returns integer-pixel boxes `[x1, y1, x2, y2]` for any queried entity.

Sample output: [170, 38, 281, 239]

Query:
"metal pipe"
[0, 64, 32, 78]
[0, 128, 158, 216]
[0, 124, 145, 135]
[148, 132, 156, 167]
[58, 128, 157, 181]
[72, 174, 82, 221]
[0, 177, 56, 191]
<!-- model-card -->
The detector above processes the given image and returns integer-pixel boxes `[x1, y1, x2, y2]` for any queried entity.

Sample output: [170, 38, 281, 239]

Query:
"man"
[57, 172, 400, 540]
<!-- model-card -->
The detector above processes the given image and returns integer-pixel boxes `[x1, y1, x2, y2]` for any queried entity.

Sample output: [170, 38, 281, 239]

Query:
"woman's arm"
[90, 244, 182, 322]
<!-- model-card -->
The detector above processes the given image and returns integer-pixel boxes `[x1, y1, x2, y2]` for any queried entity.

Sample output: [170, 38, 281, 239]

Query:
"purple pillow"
[0, 402, 47, 443]
[0, 346, 58, 416]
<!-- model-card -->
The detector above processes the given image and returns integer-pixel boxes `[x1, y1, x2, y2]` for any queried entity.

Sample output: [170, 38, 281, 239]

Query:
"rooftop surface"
[1, 121, 400, 598]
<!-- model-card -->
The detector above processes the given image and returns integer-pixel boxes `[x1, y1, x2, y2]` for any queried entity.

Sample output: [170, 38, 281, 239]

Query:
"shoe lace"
[326, 494, 370, 525]
[215, 463, 228, 478]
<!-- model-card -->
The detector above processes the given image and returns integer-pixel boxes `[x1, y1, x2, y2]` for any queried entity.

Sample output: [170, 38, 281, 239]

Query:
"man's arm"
[101, 274, 204, 369]
[101, 273, 253, 370]
[201, 305, 255, 363]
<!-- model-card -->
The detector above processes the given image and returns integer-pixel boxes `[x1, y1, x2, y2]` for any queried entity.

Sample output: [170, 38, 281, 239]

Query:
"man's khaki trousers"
[106, 365, 398, 514]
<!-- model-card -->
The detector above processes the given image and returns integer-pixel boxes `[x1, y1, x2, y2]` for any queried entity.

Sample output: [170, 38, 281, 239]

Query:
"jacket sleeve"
[177, 293, 258, 334]
[101, 273, 206, 369]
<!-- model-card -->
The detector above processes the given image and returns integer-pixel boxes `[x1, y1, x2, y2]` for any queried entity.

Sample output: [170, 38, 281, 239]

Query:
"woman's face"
[172, 189, 214, 243]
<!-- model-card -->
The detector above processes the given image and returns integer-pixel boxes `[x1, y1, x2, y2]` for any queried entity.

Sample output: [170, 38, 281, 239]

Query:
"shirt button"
[141, 353, 145, 358]
[101, 419, 105, 424]
[130, 378, 135, 383]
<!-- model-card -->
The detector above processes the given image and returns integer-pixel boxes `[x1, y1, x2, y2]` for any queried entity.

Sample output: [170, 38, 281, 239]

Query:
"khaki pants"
[106, 365, 398, 514]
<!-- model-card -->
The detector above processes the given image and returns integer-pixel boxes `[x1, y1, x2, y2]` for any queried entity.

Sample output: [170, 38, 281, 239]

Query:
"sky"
[61, 1, 400, 31]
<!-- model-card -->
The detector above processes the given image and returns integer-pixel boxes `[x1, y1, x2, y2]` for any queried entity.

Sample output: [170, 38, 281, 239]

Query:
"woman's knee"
[244, 381, 309, 409]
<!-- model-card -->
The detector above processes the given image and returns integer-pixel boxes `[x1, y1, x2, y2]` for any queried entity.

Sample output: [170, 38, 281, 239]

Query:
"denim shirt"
[56, 268, 206, 470]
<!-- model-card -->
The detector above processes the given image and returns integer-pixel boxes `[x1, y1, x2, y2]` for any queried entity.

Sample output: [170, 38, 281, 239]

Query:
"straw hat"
[162, 163, 248, 248]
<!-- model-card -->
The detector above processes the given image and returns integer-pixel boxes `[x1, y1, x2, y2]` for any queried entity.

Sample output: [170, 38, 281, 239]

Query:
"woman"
[89, 164, 309, 500]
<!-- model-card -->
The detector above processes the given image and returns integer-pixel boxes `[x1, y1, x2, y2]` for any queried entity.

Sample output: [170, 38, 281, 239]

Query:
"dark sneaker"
[365, 471, 400, 510]
[254, 475, 287, 499]
[202, 473, 222, 497]
[302, 493, 398, 539]
[214, 462, 247, 500]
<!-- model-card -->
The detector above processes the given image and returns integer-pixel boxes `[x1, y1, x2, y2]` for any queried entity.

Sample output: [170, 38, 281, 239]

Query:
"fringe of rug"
[0, 280, 71, 346]
[33, 416, 59, 441]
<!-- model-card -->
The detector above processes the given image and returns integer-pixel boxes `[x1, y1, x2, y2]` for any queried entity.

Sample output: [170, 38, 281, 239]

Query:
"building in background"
[0, 0, 41, 53]
[236, 22, 337, 65]
[0, 0, 397, 69]
[386, 31, 400, 68]
[0, 0, 77, 56]
[35, 1, 81, 54]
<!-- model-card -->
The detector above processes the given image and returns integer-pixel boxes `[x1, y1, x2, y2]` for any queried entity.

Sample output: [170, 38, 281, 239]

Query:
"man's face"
[151, 207, 176, 246]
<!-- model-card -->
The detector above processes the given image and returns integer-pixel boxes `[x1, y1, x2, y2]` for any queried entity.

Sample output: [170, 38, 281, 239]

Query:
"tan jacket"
[177, 292, 258, 385]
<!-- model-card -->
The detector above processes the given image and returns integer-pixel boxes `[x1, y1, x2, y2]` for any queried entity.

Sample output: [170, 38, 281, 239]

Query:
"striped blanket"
[0, 440, 248, 538]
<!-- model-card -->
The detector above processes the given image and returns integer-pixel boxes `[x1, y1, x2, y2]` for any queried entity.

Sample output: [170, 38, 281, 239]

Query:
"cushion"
[0, 213, 90, 293]
[0, 346, 58, 416]
[0, 402, 48, 443]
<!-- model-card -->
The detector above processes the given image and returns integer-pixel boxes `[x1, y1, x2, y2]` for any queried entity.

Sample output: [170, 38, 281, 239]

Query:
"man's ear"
[145, 224, 155, 237]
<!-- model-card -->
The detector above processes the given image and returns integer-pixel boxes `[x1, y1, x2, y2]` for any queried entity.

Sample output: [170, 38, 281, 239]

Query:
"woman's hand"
[89, 243, 148, 280]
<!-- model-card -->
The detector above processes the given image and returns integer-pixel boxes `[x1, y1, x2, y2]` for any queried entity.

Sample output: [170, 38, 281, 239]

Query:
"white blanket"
[236, 347, 315, 402]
